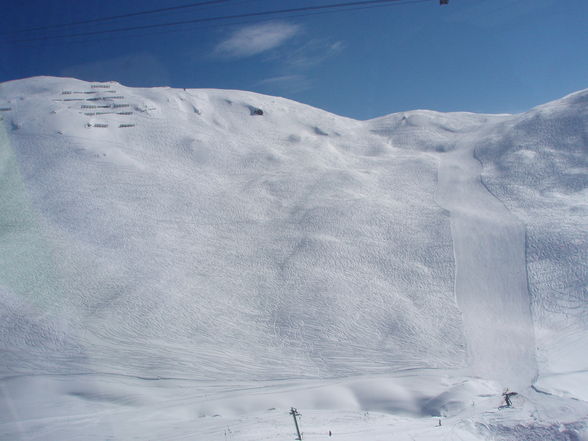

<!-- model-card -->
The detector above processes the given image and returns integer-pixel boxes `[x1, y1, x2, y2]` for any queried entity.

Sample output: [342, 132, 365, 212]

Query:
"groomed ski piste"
[0, 77, 587, 440]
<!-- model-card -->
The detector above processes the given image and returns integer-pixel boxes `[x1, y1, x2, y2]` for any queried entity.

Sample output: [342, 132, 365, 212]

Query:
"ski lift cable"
[2, 0, 431, 45]
[6, 0, 424, 41]
[0, 0, 240, 35]
[4, 0, 429, 49]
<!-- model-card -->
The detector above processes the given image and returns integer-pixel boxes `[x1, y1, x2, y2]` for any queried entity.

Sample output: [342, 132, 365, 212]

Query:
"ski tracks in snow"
[435, 129, 537, 390]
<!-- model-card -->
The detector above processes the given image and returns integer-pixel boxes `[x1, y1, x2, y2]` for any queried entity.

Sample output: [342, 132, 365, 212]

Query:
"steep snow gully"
[436, 129, 537, 389]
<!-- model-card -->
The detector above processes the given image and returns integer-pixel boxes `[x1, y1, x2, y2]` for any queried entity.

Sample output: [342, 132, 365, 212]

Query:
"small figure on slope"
[500, 388, 518, 409]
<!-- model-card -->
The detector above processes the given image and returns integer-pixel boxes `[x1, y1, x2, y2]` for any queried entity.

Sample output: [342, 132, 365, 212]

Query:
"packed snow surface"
[0, 77, 586, 440]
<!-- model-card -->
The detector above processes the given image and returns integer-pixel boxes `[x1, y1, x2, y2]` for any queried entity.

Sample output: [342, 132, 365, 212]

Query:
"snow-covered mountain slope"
[475, 91, 588, 399]
[0, 76, 465, 380]
[0, 77, 586, 440]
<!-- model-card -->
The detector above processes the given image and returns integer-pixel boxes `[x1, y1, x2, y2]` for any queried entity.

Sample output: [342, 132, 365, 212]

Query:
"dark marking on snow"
[313, 126, 328, 136]
[248, 105, 264, 116]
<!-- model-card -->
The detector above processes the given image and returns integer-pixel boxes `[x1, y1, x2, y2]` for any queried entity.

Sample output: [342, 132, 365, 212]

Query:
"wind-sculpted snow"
[0, 77, 587, 440]
[0, 77, 462, 381]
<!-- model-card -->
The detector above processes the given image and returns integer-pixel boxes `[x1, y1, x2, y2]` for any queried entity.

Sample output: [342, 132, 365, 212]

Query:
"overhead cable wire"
[0, 0, 235, 35]
[4, 0, 428, 49]
[3, 0, 431, 44]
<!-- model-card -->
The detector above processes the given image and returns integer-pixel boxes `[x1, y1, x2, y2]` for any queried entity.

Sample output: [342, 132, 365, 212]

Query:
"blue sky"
[1, 0, 587, 119]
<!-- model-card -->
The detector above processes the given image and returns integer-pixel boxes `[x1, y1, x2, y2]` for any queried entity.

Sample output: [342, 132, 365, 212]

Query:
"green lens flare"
[0, 119, 59, 310]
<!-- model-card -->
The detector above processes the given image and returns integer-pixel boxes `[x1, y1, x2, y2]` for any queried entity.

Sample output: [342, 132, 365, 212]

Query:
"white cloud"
[283, 39, 345, 69]
[214, 22, 300, 58]
[254, 38, 344, 94]
[257, 74, 312, 93]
